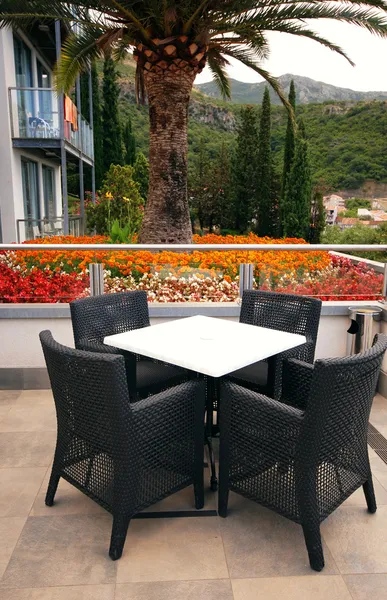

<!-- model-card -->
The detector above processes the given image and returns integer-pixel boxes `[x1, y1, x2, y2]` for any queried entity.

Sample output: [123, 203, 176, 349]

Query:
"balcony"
[8, 87, 94, 162]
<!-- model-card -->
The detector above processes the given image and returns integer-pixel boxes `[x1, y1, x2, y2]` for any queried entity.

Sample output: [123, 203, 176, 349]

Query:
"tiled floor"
[2, 391, 387, 599]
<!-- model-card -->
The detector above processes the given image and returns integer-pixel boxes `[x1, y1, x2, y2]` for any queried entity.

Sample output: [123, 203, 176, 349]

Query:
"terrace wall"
[1, 301, 386, 394]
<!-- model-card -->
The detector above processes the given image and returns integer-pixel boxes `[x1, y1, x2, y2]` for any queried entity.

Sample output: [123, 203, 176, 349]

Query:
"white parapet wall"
[1, 300, 386, 390]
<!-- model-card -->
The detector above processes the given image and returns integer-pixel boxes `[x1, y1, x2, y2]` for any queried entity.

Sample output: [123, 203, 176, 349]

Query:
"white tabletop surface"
[104, 315, 306, 378]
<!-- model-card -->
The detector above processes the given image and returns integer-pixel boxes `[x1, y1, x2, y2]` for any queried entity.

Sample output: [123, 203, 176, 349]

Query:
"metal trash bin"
[347, 306, 382, 355]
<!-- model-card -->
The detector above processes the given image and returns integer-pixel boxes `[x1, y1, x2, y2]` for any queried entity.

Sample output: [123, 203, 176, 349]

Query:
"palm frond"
[220, 45, 294, 121]
[206, 46, 231, 99]
[55, 27, 111, 92]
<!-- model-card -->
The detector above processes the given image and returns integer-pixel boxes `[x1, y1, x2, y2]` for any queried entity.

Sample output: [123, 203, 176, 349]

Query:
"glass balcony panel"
[9, 88, 60, 139]
[9, 88, 94, 160]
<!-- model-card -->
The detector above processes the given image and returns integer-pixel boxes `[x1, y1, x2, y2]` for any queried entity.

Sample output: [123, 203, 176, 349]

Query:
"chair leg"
[45, 467, 61, 507]
[302, 523, 324, 572]
[109, 515, 131, 561]
[363, 477, 377, 513]
[194, 479, 204, 510]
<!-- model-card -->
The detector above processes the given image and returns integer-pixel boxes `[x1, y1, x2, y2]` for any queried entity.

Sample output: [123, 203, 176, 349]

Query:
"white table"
[104, 315, 306, 489]
[104, 315, 306, 378]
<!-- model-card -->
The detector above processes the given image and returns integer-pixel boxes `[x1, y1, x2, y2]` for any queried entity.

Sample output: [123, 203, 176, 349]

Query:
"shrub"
[86, 164, 144, 235]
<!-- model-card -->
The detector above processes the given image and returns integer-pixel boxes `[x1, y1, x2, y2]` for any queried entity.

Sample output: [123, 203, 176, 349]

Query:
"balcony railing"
[8, 87, 94, 160]
[16, 216, 84, 243]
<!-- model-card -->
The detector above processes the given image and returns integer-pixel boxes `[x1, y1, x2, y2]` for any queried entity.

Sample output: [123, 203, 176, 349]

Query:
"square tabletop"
[104, 315, 306, 379]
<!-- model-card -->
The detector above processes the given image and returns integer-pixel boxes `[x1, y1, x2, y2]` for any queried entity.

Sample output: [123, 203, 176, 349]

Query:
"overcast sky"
[196, 22, 387, 91]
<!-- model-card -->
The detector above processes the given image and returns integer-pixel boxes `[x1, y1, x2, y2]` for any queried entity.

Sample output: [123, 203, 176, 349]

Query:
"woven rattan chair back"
[240, 290, 321, 343]
[70, 290, 150, 347]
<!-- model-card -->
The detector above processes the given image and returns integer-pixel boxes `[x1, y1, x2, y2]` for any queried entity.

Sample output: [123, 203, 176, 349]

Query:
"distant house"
[323, 194, 345, 208]
[337, 217, 379, 230]
[325, 204, 338, 226]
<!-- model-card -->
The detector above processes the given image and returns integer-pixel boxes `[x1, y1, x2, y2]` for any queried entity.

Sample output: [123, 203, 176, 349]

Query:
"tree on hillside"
[102, 55, 123, 173]
[189, 140, 232, 233]
[80, 62, 103, 189]
[282, 120, 312, 239]
[133, 152, 149, 202]
[231, 107, 259, 233]
[256, 87, 277, 236]
[4, 3, 387, 244]
[310, 190, 326, 243]
[280, 80, 297, 233]
[123, 117, 136, 166]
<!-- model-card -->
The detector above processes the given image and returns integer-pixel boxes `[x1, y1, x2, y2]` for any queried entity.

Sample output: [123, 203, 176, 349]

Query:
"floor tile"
[322, 505, 387, 573]
[343, 477, 387, 506]
[0, 517, 27, 580]
[116, 517, 228, 583]
[219, 493, 338, 578]
[31, 477, 105, 517]
[0, 468, 47, 517]
[0, 432, 56, 468]
[16, 391, 53, 405]
[344, 574, 387, 599]
[0, 404, 56, 433]
[369, 449, 387, 492]
[0, 405, 12, 422]
[0, 585, 115, 600]
[0, 391, 21, 406]
[0, 515, 116, 588]
[115, 580, 233, 600]
[143, 470, 216, 513]
[232, 576, 352, 600]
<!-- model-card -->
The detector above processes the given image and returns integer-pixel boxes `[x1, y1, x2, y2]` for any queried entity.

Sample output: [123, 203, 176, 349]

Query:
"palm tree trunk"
[139, 69, 195, 243]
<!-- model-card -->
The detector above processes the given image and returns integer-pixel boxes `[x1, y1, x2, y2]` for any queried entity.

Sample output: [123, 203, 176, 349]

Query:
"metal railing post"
[383, 263, 387, 302]
[89, 263, 104, 296]
[239, 263, 254, 297]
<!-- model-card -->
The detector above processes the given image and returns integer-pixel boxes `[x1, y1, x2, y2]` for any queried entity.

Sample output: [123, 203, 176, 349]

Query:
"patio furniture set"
[39, 290, 387, 572]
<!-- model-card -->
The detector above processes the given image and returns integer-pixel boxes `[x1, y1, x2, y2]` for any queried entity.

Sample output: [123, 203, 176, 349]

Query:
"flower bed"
[0, 234, 383, 302]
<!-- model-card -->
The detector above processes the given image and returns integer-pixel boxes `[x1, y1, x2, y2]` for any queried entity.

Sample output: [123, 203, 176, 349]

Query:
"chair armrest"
[132, 380, 205, 475]
[219, 381, 303, 469]
[281, 358, 314, 410]
[220, 380, 304, 430]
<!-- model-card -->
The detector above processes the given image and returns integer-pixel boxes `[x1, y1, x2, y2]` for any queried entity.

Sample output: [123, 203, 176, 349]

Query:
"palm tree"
[2, 1, 387, 243]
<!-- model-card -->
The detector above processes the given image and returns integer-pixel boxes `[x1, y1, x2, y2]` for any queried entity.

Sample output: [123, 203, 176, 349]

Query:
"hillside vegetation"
[114, 60, 387, 191]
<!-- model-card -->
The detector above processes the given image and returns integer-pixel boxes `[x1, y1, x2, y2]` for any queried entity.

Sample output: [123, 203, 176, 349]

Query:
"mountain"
[113, 59, 387, 193]
[195, 74, 387, 105]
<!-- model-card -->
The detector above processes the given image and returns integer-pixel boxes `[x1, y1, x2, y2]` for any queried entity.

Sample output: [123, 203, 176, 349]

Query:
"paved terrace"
[1, 390, 387, 600]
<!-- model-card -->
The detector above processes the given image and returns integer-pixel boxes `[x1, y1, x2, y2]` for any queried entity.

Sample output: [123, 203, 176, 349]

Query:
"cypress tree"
[230, 106, 259, 233]
[102, 55, 123, 173]
[80, 62, 103, 189]
[133, 152, 149, 201]
[123, 117, 136, 165]
[280, 80, 296, 231]
[310, 189, 326, 242]
[282, 119, 312, 239]
[256, 87, 274, 236]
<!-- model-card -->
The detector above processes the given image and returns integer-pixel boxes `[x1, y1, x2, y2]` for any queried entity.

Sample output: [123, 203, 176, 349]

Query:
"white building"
[0, 23, 94, 243]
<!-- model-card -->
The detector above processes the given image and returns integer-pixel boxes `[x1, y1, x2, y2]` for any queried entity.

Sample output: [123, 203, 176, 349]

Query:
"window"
[13, 36, 34, 136]
[37, 61, 52, 122]
[42, 166, 55, 220]
[13, 36, 33, 88]
[21, 158, 40, 239]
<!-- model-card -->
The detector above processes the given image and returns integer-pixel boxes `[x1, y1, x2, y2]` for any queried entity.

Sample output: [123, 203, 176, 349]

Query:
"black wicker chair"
[70, 291, 188, 401]
[227, 290, 322, 399]
[218, 333, 387, 572]
[40, 330, 205, 560]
